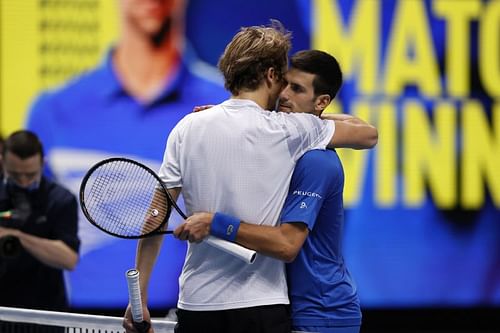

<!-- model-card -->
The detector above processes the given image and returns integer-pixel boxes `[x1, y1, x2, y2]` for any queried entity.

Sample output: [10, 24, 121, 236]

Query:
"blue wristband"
[211, 212, 240, 242]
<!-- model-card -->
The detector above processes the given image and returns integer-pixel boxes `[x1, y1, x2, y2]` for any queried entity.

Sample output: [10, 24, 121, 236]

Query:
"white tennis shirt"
[159, 99, 335, 311]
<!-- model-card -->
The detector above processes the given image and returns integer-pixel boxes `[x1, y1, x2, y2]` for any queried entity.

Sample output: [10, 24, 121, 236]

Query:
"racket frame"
[79, 157, 185, 239]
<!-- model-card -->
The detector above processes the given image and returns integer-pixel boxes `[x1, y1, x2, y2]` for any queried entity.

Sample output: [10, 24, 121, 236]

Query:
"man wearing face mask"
[0, 130, 80, 312]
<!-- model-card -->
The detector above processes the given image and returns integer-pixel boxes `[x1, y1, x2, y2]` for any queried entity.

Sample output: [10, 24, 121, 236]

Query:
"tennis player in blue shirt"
[25, 0, 228, 308]
[177, 50, 377, 333]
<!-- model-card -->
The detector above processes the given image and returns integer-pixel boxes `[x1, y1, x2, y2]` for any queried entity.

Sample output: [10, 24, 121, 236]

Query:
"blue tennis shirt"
[26, 49, 229, 308]
[281, 149, 362, 327]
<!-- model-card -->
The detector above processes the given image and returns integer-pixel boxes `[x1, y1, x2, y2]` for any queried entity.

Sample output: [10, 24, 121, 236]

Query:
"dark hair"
[3, 130, 44, 160]
[218, 20, 291, 95]
[290, 50, 343, 100]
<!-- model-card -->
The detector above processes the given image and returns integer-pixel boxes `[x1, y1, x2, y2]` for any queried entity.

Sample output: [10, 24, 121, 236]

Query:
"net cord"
[0, 306, 175, 332]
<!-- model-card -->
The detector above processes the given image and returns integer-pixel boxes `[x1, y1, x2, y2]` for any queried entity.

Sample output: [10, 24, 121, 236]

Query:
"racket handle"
[205, 236, 257, 264]
[125, 269, 150, 332]
[133, 321, 151, 333]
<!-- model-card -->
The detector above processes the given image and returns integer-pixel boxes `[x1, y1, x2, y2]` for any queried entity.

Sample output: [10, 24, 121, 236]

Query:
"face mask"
[4, 177, 40, 193]
[2, 177, 33, 224]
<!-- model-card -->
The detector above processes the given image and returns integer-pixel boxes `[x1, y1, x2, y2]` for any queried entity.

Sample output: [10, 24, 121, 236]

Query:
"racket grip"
[205, 236, 257, 264]
[126, 269, 150, 332]
[133, 320, 151, 333]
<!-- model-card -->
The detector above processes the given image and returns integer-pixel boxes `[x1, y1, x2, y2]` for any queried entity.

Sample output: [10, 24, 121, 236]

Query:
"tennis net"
[0, 306, 176, 332]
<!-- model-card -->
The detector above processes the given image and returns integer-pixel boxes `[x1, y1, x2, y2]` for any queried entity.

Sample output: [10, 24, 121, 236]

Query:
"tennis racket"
[79, 157, 256, 263]
[125, 269, 150, 333]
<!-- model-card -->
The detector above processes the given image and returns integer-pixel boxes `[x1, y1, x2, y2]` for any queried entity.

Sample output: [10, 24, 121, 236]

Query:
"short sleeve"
[280, 152, 331, 230]
[279, 112, 335, 162]
[158, 116, 190, 188]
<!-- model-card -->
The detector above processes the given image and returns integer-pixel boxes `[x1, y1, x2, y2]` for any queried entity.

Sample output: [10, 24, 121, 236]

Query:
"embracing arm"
[193, 105, 377, 149]
[175, 212, 308, 263]
[237, 220, 308, 262]
[323, 113, 378, 149]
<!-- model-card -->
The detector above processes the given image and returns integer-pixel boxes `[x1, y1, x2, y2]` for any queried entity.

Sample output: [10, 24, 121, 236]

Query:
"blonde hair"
[218, 20, 292, 95]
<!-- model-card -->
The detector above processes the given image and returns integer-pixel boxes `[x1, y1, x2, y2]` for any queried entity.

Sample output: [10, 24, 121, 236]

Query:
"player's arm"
[124, 187, 181, 333]
[237, 220, 308, 262]
[136, 187, 181, 298]
[176, 213, 308, 263]
[323, 113, 378, 149]
[125, 187, 181, 333]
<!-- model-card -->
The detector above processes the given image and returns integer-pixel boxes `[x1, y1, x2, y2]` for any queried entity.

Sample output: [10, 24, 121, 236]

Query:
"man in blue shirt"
[278, 50, 362, 333]
[25, 0, 228, 308]
[176, 50, 374, 333]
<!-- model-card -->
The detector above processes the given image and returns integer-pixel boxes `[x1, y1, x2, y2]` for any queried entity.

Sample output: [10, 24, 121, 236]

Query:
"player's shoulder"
[293, 150, 344, 190]
[170, 107, 214, 134]
[270, 111, 330, 128]
[298, 149, 342, 171]
[188, 103, 227, 120]
[31, 64, 109, 109]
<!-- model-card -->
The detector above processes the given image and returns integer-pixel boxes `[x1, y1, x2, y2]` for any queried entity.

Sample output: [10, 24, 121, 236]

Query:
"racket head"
[79, 157, 174, 239]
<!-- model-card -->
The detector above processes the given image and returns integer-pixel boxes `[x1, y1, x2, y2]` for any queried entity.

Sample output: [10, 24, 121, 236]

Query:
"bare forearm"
[136, 236, 164, 303]
[135, 187, 180, 301]
[337, 122, 378, 149]
[321, 113, 356, 122]
[236, 222, 306, 262]
[175, 212, 307, 262]
[16, 232, 78, 270]
[323, 113, 378, 149]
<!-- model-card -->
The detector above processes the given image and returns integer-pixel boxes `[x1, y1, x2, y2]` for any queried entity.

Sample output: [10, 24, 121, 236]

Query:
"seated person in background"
[0, 130, 80, 312]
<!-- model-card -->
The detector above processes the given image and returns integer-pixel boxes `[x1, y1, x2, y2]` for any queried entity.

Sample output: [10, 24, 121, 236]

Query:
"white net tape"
[0, 306, 175, 333]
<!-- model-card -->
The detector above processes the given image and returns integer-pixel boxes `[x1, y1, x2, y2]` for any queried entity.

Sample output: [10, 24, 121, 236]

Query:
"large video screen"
[0, 0, 498, 309]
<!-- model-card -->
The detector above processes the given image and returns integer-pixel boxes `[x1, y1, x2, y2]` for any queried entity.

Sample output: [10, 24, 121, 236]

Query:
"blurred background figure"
[25, 0, 228, 309]
[0, 0, 498, 331]
[0, 130, 79, 313]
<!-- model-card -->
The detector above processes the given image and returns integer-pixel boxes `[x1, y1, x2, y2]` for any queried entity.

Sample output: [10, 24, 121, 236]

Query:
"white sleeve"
[280, 112, 335, 162]
[158, 117, 187, 188]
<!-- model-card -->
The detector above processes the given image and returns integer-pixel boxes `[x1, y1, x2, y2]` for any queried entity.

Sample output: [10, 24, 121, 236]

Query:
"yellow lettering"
[479, 0, 500, 97]
[462, 101, 500, 208]
[337, 101, 373, 207]
[375, 101, 397, 207]
[384, 0, 441, 97]
[404, 101, 456, 207]
[313, 0, 379, 94]
[433, 0, 481, 98]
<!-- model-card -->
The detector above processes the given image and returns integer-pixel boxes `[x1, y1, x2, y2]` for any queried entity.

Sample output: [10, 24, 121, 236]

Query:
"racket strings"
[83, 160, 169, 237]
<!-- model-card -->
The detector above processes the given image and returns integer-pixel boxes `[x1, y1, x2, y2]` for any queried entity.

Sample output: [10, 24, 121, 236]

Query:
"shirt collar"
[97, 47, 185, 106]
[221, 99, 265, 110]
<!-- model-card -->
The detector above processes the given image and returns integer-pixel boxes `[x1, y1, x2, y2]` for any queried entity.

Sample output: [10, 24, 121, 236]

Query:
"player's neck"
[233, 86, 273, 111]
[114, 31, 182, 101]
[232, 93, 268, 110]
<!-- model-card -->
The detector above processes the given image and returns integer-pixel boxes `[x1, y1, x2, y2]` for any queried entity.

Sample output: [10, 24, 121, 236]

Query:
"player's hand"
[192, 105, 215, 112]
[174, 212, 214, 243]
[123, 304, 153, 333]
